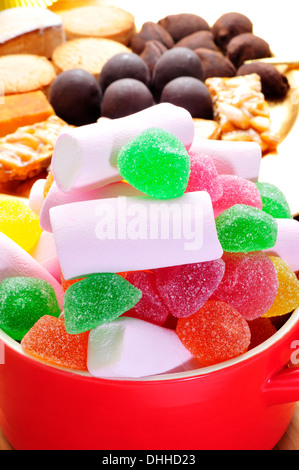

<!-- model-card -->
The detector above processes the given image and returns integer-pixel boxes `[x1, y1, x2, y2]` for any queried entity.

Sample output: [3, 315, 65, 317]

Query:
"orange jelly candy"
[21, 315, 89, 371]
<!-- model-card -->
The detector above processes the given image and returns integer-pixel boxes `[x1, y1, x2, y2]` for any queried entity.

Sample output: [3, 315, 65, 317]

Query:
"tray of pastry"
[0, 0, 298, 215]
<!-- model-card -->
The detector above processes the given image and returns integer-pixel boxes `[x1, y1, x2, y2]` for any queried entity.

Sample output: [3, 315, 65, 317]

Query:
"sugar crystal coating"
[125, 271, 170, 325]
[63, 273, 143, 334]
[0, 198, 42, 252]
[176, 300, 251, 366]
[185, 151, 223, 202]
[21, 315, 89, 370]
[247, 317, 277, 350]
[215, 204, 277, 252]
[213, 175, 262, 218]
[263, 256, 299, 317]
[154, 259, 225, 318]
[211, 252, 278, 320]
[117, 127, 190, 199]
[0, 277, 60, 341]
[255, 182, 292, 219]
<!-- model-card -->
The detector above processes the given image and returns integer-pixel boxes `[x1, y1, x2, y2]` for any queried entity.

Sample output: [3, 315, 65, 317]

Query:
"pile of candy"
[0, 103, 299, 379]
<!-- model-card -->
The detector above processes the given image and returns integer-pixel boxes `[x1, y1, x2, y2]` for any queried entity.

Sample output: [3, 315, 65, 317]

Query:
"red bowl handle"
[263, 364, 299, 405]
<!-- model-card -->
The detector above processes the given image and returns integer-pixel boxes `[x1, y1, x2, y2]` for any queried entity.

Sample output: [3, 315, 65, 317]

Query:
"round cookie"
[101, 78, 154, 119]
[60, 5, 136, 45]
[49, 69, 102, 126]
[52, 38, 131, 79]
[0, 54, 56, 95]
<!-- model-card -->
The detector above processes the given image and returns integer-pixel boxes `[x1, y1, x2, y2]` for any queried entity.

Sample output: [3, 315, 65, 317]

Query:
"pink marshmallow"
[28, 179, 47, 216]
[0, 232, 64, 309]
[265, 218, 299, 272]
[189, 137, 261, 181]
[52, 103, 194, 193]
[50, 192, 223, 280]
[30, 231, 61, 282]
[39, 181, 145, 233]
[87, 317, 200, 378]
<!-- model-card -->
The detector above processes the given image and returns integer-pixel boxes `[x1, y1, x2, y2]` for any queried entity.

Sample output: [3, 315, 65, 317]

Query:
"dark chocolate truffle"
[99, 52, 151, 91]
[130, 22, 174, 54]
[140, 40, 168, 77]
[158, 13, 210, 42]
[226, 33, 272, 69]
[101, 78, 154, 119]
[212, 12, 253, 51]
[160, 76, 214, 119]
[174, 31, 217, 51]
[195, 47, 236, 79]
[237, 62, 290, 99]
[49, 69, 102, 126]
[152, 47, 205, 95]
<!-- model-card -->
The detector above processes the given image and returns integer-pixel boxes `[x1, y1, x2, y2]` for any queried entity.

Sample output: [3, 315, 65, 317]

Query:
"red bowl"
[0, 308, 299, 450]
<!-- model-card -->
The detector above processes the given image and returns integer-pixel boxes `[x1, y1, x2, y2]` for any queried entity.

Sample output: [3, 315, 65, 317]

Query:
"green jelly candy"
[0, 277, 60, 341]
[64, 273, 142, 334]
[255, 182, 292, 219]
[117, 127, 190, 199]
[215, 204, 277, 252]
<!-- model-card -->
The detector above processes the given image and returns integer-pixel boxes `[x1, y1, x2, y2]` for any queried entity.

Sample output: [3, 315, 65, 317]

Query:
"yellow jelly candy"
[263, 256, 299, 318]
[0, 197, 42, 252]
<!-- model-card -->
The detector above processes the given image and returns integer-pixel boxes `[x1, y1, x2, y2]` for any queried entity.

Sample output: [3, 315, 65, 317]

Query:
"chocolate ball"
[227, 33, 272, 69]
[158, 13, 210, 42]
[101, 78, 154, 119]
[237, 62, 290, 99]
[212, 12, 253, 51]
[99, 52, 151, 91]
[152, 47, 205, 95]
[195, 47, 236, 79]
[49, 69, 102, 126]
[160, 76, 214, 119]
[130, 22, 174, 54]
[174, 31, 217, 51]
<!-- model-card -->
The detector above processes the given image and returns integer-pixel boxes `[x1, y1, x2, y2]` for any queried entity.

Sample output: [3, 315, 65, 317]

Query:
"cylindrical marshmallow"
[0, 232, 64, 309]
[30, 231, 61, 282]
[265, 218, 299, 273]
[50, 191, 223, 280]
[52, 103, 194, 193]
[87, 317, 199, 378]
[28, 179, 47, 216]
[39, 181, 145, 233]
[189, 137, 262, 182]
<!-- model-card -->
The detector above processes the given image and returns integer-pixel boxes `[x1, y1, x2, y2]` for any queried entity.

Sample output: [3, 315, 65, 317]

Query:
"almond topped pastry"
[0, 116, 72, 183]
[205, 73, 279, 154]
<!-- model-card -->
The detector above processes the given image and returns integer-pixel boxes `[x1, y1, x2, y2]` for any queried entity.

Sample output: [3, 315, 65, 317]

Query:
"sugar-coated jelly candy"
[0, 197, 42, 252]
[117, 127, 190, 199]
[185, 151, 223, 202]
[0, 277, 60, 341]
[215, 204, 277, 252]
[255, 182, 292, 219]
[247, 317, 277, 350]
[211, 252, 278, 320]
[212, 175, 262, 218]
[125, 271, 170, 325]
[176, 300, 251, 366]
[87, 316, 198, 378]
[21, 316, 89, 370]
[263, 256, 299, 318]
[154, 259, 225, 318]
[63, 273, 143, 334]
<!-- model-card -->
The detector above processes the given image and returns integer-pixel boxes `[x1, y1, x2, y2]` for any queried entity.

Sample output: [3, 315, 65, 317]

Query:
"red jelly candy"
[247, 317, 277, 350]
[155, 259, 225, 318]
[125, 271, 170, 325]
[185, 151, 223, 202]
[176, 300, 251, 366]
[21, 315, 89, 370]
[211, 251, 278, 320]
